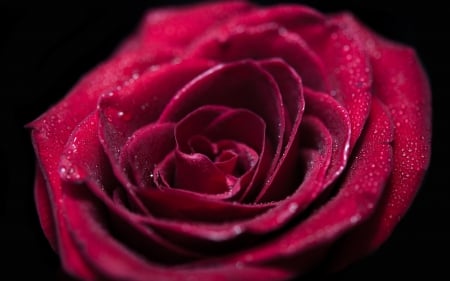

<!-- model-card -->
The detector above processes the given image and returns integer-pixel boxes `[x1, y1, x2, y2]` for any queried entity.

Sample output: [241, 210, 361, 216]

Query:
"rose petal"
[120, 123, 176, 189]
[303, 87, 351, 186]
[34, 166, 58, 251]
[136, 188, 271, 224]
[241, 116, 334, 233]
[327, 14, 432, 271]
[187, 23, 328, 91]
[157, 60, 284, 150]
[249, 59, 305, 202]
[115, 1, 254, 56]
[174, 107, 265, 196]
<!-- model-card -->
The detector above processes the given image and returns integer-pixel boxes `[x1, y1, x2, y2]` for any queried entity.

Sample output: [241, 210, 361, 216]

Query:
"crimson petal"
[157, 60, 284, 149]
[187, 23, 328, 91]
[243, 116, 334, 233]
[115, 1, 254, 55]
[251, 59, 305, 202]
[136, 188, 271, 224]
[120, 123, 176, 189]
[328, 14, 432, 270]
[303, 87, 351, 186]
[174, 106, 265, 197]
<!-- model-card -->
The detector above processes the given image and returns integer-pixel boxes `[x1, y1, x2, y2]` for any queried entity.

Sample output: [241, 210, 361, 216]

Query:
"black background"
[2, 1, 448, 280]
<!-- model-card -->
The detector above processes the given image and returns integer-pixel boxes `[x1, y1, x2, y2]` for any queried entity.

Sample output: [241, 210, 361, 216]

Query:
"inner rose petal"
[157, 60, 285, 153]
[303, 87, 351, 187]
[170, 106, 267, 197]
[136, 188, 272, 224]
[249, 59, 305, 202]
[120, 123, 176, 189]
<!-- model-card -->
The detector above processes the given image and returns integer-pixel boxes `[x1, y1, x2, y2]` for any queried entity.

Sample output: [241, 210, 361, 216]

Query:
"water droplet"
[350, 215, 360, 224]
[233, 225, 243, 235]
[59, 164, 82, 182]
[149, 65, 160, 72]
[288, 202, 298, 213]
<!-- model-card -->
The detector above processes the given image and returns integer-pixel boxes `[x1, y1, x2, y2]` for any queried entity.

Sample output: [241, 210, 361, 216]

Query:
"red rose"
[29, 1, 431, 280]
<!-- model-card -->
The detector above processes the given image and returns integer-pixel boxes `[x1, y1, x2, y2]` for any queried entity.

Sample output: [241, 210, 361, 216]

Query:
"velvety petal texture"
[29, 1, 431, 281]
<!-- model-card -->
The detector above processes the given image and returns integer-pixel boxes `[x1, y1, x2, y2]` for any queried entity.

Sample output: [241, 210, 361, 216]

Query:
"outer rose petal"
[115, 1, 254, 55]
[327, 14, 432, 271]
[29, 39, 171, 281]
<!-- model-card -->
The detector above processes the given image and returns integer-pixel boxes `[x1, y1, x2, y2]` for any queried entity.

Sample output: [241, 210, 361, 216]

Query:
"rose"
[28, 1, 431, 280]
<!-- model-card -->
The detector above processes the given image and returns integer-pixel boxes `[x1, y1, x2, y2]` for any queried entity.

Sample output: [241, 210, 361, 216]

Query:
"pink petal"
[157, 60, 284, 149]
[174, 107, 265, 196]
[33, 166, 58, 251]
[115, 1, 254, 55]
[303, 87, 351, 186]
[249, 59, 305, 202]
[137, 188, 270, 224]
[121, 123, 176, 189]
[243, 116, 333, 232]
[327, 14, 432, 271]
[187, 23, 328, 90]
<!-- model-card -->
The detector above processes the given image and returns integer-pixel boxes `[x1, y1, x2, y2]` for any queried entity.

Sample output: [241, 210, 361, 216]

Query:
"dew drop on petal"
[233, 225, 243, 235]
[235, 262, 244, 269]
[288, 202, 299, 213]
